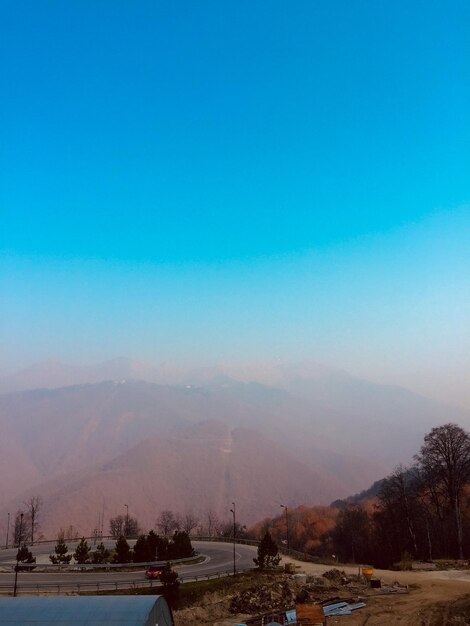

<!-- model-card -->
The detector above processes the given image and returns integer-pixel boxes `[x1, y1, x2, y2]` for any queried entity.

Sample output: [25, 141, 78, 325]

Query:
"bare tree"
[416, 423, 470, 559]
[379, 466, 419, 557]
[110, 516, 125, 539]
[109, 515, 139, 539]
[205, 509, 221, 537]
[156, 510, 180, 536]
[58, 525, 80, 541]
[181, 511, 200, 535]
[24, 496, 42, 545]
[220, 520, 248, 539]
[13, 510, 29, 547]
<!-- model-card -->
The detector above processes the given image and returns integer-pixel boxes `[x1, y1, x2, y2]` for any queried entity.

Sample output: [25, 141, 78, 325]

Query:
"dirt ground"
[280, 557, 470, 626]
[322, 581, 470, 626]
[174, 557, 470, 626]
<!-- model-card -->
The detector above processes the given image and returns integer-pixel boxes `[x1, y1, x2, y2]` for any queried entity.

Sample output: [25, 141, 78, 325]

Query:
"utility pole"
[13, 513, 23, 597]
[230, 502, 236, 576]
[280, 504, 290, 550]
[124, 504, 129, 537]
[5, 512, 10, 549]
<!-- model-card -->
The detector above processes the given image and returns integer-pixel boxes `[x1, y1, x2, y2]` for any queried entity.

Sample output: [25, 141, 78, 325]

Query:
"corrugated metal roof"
[0, 595, 173, 625]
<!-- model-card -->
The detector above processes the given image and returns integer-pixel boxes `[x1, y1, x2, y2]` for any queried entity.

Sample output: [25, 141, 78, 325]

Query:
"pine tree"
[114, 535, 132, 563]
[91, 542, 110, 564]
[167, 531, 194, 559]
[49, 537, 72, 564]
[156, 535, 170, 560]
[73, 537, 91, 564]
[160, 562, 180, 608]
[133, 535, 151, 563]
[160, 562, 179, 588]
[253, 531, 281, 569]
[147, 530, 159, 561]
[16, 544, 36, 571]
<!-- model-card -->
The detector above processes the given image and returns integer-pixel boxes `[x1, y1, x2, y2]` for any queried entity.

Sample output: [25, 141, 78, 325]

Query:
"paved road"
[0, 541, 257, 594]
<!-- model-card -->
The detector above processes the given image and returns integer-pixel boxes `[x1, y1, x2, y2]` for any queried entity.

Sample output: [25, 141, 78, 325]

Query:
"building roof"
[0, 595, 173, 626]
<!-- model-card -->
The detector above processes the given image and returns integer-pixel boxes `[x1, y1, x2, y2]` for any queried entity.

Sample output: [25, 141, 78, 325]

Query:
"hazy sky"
[1, 2, 469, 407]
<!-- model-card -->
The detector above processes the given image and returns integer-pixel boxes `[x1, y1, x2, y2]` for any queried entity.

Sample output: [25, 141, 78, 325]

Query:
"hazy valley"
[1, 358, 468, 538]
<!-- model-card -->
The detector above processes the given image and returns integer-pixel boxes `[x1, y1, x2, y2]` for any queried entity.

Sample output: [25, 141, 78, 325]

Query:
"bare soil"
[173, 558, 470, 626]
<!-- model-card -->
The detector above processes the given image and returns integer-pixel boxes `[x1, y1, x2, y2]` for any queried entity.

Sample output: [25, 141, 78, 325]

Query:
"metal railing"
[192, 536, 321, 564]
[0, 566, 253, 596]
[0, 535, 330, 598]
[0, 554, 203, 572]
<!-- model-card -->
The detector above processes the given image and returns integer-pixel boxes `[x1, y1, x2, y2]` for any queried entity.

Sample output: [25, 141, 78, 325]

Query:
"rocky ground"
[173, 561, 470, 626]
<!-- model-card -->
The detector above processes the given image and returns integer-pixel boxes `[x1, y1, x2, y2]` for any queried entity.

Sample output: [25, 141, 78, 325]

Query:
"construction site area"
[173, 556, 470, 626]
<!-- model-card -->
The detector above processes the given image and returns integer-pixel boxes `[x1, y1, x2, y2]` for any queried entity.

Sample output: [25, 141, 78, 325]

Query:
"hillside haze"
[0, 359, 468, 538]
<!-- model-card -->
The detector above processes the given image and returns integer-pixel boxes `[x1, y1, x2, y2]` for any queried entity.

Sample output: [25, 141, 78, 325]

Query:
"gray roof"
[0, 596, 173, 626]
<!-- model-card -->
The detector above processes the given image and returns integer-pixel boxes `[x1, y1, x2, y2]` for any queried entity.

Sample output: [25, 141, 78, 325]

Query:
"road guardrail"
[0, 566, 253, 596]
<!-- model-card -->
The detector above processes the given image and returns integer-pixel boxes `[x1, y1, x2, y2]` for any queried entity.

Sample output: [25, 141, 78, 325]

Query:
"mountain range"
[0, 358, 468, 538]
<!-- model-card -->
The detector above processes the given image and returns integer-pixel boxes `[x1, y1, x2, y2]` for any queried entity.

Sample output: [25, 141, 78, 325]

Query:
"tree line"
[251, 423, 470, 568]
[12, 422, 468, 570]
[14, 529, 194, 568]
[45, 529, 194, 565]
[8, 503, 239, 549]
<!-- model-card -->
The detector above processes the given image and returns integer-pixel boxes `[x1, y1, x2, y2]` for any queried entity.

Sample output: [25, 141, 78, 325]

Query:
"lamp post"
[230, 502, 236, 576]
[5, 512, 10, 549]
[280, 504, 290, 550]
[13, 513, 23, 597]
[18, 512, 24, 547]
[124, 504, 129, 537]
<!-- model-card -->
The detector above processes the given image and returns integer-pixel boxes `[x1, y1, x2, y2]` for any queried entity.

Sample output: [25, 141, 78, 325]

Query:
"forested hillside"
[251, 423, 470, 567]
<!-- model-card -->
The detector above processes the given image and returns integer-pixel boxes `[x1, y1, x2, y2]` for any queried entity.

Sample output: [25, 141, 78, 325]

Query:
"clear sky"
[1, 1, 469, 406]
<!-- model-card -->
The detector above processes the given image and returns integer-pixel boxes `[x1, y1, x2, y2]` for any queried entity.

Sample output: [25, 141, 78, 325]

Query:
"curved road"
[0, 541, 258, 594]
[2, 541, 470, 596]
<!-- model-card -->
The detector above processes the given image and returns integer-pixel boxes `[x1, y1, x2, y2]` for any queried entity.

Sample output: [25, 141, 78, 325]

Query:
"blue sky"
[1, 1, 469, 406]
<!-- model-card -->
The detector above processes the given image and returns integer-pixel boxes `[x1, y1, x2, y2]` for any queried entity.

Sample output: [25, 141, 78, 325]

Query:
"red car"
[145, 564, 163, 579]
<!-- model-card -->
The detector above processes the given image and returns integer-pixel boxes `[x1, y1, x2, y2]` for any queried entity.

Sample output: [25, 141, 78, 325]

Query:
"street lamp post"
[280, 505, 290, 550]
[13, 513, 23, 597]
[5, 512, 10, 549]
[18, 512, 24, 547]
[124, 504, 129, 537]
[230, 502, 236, 576]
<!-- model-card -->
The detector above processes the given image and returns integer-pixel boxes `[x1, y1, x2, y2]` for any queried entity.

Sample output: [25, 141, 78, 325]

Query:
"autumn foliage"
[249, 424, 470, 568]
[250, 505, 338, 557]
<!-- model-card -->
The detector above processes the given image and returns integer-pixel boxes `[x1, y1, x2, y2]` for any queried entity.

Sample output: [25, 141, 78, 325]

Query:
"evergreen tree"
[160, 562, 180, 607]
[147, 530, 159, 561]
[156, 535, 170, 561]
[114, 535, 132, 563]
[91, 542, 110, 564]
[167, 531, 194, 559]
[73, 537, 91, 564]
[16, 544, 36, 571]
[49, 537, 72, 564]
[160, 562, 180, 587]
[133, 535, 152, 563]
[253, 531, 281, 569]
